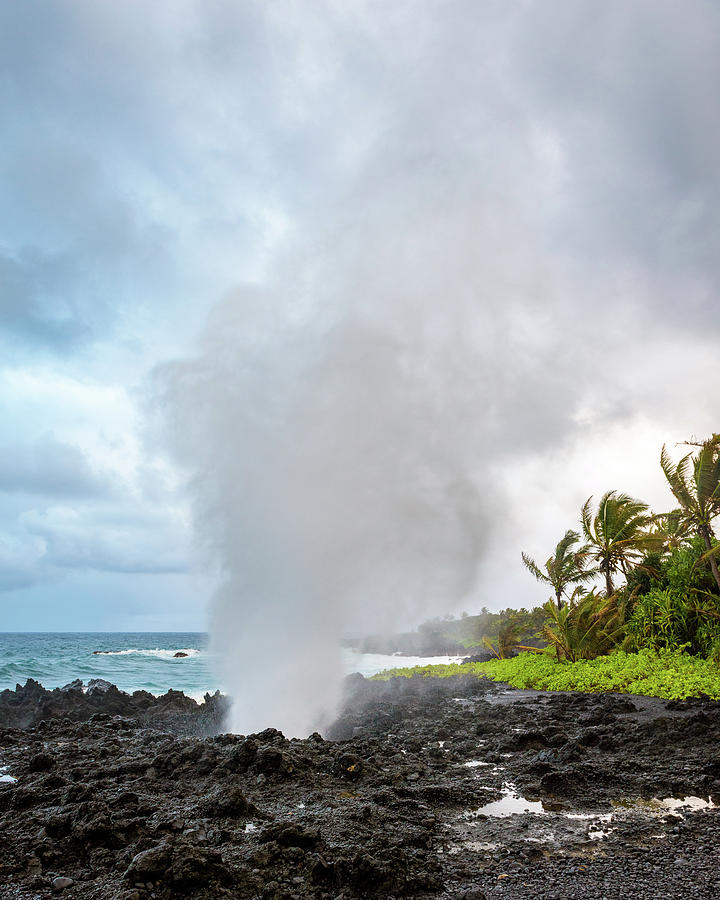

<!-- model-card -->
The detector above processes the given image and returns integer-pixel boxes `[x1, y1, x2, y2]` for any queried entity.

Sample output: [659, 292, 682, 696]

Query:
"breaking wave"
[92, 648, 202, 658]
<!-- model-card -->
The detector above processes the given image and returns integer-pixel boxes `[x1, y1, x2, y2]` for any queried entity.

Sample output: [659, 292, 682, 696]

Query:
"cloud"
[0, 250, 91, 351]
[20, 505, 191, 575]
[0, 532, 48, 591]
[0, 500, 192, 592]
[3, 0, 720, 645]
[0, 435, 110, 498]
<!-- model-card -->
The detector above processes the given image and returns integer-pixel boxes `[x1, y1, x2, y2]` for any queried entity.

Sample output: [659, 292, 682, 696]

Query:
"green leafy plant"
[522, 530, 596, 610]
[627, 588, 692, 652]
[661, 436, 720, 591]
[373, 650, 720, 701]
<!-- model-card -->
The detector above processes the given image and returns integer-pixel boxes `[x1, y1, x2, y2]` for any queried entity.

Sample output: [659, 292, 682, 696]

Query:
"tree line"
[517, 433, 720, 662]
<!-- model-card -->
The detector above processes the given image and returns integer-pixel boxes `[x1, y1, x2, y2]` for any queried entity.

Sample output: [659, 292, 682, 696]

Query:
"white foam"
[93, 648, 202, 658]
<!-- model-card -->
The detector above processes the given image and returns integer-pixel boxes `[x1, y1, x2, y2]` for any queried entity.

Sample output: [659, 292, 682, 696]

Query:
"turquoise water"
[0, 633, 463, 699]
[0, 633, 216, 699]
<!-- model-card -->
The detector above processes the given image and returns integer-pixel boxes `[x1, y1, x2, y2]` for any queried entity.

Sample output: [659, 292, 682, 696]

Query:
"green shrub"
[372, 649, 720, 700]
[627, 588, 692, 651]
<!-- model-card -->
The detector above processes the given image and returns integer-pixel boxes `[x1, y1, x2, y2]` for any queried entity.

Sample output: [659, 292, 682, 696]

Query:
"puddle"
[451, 783, 718, 860]
[467, 784, 545, 818]
[588, 825, 614, 840]
[659, 795, 715, 812]
[0, 766, 17, 785]
[244, 823, 258, 833]
[461, 783, 620, 842]
[463, 760, 490, 768]
[565, 812, 613, 822]
[613, 795, 716, 816]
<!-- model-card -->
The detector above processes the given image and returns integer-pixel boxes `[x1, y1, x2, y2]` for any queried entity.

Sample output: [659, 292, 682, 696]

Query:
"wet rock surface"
[2, 675, 720, 898]
[0, 679, 227, 735]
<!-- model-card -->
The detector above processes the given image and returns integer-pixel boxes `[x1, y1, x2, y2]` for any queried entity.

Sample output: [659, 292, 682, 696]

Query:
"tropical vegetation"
[377, 431, 720, 699]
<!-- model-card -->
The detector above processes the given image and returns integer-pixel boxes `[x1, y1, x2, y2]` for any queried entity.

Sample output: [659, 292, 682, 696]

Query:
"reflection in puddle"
[565, 812, 613, 821]
[467, 784, 545, 818]
[464, 760, 490, 768]
[454, 782, 718, 858]
[0, 766, 17, 785]
[613, 795, 715, 816]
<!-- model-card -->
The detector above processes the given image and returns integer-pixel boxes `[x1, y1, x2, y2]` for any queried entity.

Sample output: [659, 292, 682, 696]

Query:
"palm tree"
[651, 508, 694, 553]
[661, 436, 720, 592]
[522, 530, 595, 610]
[581, 491, 657, 597]
[481, 619, 525, 660]
[540, 590, 628, 662]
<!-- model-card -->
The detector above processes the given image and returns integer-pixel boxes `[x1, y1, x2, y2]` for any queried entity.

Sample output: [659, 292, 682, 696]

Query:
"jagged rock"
[86, 679, 113, 694]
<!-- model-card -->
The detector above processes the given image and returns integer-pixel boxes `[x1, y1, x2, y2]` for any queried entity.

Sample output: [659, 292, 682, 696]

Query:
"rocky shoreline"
[2, 675, 720, 898]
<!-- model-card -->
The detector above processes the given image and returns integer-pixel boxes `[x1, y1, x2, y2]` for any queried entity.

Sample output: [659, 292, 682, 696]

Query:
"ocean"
[0, 633, 461, 700]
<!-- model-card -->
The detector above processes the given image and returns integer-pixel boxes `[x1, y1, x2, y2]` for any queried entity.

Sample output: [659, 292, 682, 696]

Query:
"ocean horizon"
[0, 632, 461, 700]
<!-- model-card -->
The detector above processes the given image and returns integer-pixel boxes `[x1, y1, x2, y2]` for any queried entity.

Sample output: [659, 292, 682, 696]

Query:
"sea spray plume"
[151, 0, 635, 736]
[156, 284, 497, 737]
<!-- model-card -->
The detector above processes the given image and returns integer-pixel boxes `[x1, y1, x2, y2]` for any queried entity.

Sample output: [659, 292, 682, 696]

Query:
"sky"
[2, 0, 719, 634]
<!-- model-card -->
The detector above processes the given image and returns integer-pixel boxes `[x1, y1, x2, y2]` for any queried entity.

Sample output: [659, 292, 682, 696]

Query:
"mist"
[154, 1, 720, 736]
[158, 276, 502, 735]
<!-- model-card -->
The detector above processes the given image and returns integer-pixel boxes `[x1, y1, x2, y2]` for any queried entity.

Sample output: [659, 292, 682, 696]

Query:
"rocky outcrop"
[3, 675, 720, 898]
[0, 678, 227, 735]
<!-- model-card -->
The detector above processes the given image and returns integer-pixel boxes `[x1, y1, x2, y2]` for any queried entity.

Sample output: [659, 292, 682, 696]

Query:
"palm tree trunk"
[556, 590, 562, 611]
[699, 525, 720, 593]
[604, 567, 614, 598]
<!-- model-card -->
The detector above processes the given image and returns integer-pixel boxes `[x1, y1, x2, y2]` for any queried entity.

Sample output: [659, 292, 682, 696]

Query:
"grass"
[371, 649, 720, 701]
